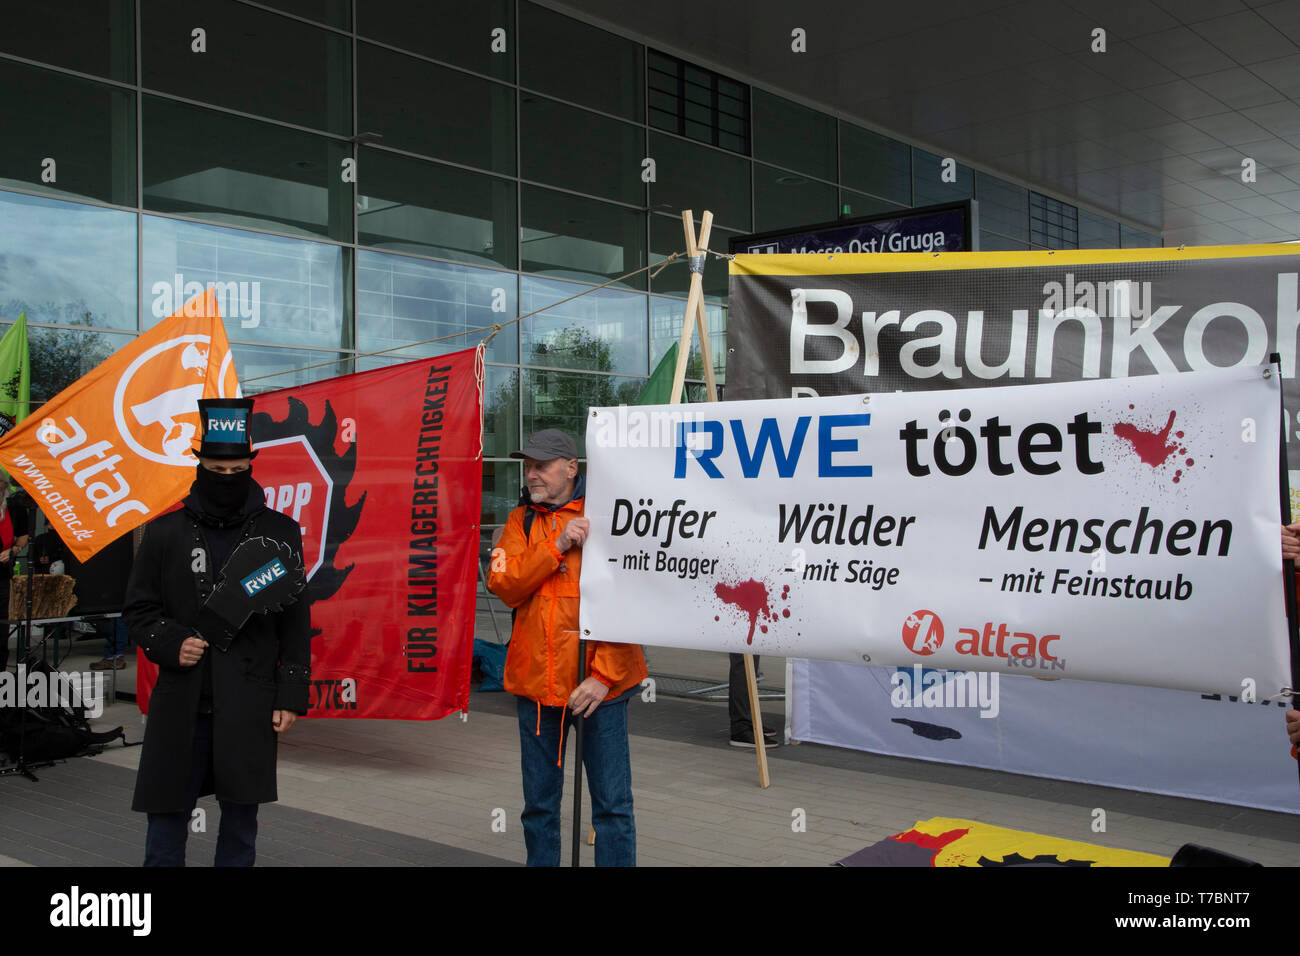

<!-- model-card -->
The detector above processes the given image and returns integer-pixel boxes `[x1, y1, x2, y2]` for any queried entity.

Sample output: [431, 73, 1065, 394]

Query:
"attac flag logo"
[0, 289, 239, 561]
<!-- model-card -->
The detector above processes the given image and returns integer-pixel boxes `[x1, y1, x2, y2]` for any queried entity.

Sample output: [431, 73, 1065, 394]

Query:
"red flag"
[138, 347, 483, 720]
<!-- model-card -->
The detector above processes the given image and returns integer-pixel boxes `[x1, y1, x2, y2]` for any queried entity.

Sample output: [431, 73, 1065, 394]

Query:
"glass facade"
[0, 0, 1154, 543]
[1030, 191, 1080, 249]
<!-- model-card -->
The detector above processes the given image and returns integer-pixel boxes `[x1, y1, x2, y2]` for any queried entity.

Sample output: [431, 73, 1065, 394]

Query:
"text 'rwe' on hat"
[195, 397, 259, 460]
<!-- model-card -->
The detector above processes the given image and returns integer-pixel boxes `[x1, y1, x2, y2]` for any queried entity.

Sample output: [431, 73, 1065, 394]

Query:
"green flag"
[0, 312, 30, 439]
[637, 342, 682, 405]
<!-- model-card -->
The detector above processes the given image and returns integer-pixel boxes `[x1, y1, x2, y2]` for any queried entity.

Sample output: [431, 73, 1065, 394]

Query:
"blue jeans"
[104, 618, 127, 660]
[516, 695, 635, 867]
[144, 714, 259, 867]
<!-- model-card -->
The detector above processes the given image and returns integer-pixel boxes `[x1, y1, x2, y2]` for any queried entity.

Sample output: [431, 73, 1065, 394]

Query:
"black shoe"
[729, 727, 779, 749]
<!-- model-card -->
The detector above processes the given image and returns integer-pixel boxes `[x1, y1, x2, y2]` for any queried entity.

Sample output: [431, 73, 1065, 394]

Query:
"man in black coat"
[127, 398, 311, 867]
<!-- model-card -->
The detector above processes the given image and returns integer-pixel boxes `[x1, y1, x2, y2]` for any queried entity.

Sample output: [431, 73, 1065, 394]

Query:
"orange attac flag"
[0, 289, 240, 561]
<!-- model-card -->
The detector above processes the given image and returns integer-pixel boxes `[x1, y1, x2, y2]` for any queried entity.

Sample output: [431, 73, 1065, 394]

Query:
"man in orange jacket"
[488, 429, 647, 866]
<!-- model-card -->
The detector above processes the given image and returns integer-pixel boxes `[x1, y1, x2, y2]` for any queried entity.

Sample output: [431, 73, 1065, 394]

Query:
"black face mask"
[195, 464, 252, 516]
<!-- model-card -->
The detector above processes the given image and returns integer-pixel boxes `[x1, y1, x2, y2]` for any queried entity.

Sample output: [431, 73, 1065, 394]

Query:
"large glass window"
[357, 43, 515, 176]
[838, 188, 907, 220]
[521, 97, 645, 206]
[1121, 224, 1162, 248]
[358, 0, 513, 82]
[977, 172, 1029, 243]
[752, 91, 836, 182]
[358, 148, 517, 270]
[143, 96, 352, 241]
[142, 216, 348, 350]
[520, 277, 647, 376]
[257, 0, 351, 30]
[521, 369, 645, 458]
[519, 3, 643, 121]
[979, 231, 1029, 251]
[649, 215, 735, 304]
[1079, 208, 1121, 249]
[143, 0, 351, 136]
[0, 191, 137, 330]
[356, 251, 518, 364]
[912, 149, 973, 207]
[648, 133, 750, 231]
[0, 1, 134, 82]
[1030, 192, 1079, 249]
[753, 164, 837, 233]
[520, 186, 646, 289]
[483, 460, 521, 526]
[648, 51, 749, 155]
[0, 60, 135, 206]
[839, 124, 911, 207]
[3, 326, 136, 406]
[650, 296, 725, 386]
[233, 344, 353, 395]
[483, 365, 520, 459]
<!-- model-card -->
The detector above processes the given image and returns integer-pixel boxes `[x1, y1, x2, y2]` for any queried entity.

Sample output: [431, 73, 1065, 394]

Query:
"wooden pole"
[669, 209, 712, 405]
[672, 209, 771, 789]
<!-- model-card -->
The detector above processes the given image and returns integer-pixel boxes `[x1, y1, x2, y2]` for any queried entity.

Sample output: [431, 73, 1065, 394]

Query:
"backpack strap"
[510, 507, 538, 628]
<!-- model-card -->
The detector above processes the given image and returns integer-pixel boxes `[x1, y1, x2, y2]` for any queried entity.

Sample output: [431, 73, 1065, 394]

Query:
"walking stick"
[571, 638, 586, 867]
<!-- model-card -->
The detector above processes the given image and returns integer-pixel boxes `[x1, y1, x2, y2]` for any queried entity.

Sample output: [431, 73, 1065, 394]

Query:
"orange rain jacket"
[488, 477, 647, 707]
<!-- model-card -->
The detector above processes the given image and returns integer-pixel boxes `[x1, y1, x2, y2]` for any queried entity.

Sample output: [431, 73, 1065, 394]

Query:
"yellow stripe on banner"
[729, 243, 1300, 277]
[905, 816, 1170, 868]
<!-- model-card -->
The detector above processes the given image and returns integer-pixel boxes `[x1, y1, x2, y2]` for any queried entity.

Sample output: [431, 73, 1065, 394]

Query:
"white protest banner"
[581, 364, 1288, 698]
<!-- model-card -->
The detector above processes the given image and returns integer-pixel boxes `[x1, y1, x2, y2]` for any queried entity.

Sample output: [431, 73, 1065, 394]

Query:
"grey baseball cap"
[511, 428, 578, 461]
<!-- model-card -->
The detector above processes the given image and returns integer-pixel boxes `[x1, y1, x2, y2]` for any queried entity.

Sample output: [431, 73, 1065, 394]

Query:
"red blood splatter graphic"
[713, 615, 719, 621]
[760, 625, 768, 634]
[714, 579, 771, 644]
[1113, 410, 1181, 469]
[1128, 404, 1134, 410]
[1186, 458, 1194, 467]
[890, 827, 970, 866]
[782, 608, 790, 618]
[781, 585, 789, 599]
[1173, 470, 1182, 483]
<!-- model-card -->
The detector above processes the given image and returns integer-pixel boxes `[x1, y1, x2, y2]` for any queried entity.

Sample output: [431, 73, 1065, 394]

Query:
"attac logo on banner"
[136, 347, 484, 721]
[0, 290, 238, 560]
[581, 365, 1288, 698]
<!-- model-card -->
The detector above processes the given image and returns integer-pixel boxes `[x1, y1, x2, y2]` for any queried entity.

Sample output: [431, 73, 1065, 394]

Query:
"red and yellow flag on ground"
[0, 290, 239, 560]
[837, 816, 1170, 867]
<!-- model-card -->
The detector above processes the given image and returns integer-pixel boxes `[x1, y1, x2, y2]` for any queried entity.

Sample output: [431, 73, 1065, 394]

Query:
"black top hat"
[195, 398, 258, 460]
